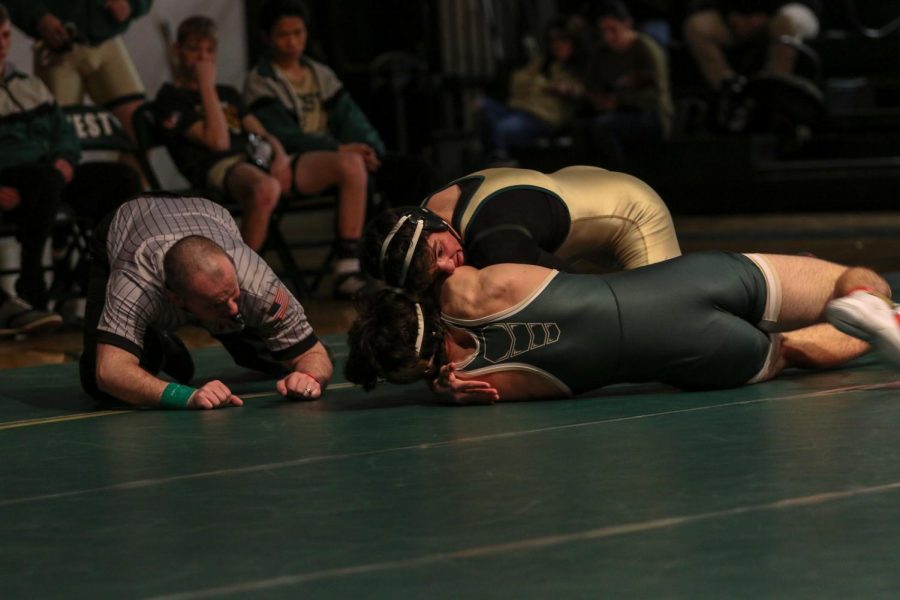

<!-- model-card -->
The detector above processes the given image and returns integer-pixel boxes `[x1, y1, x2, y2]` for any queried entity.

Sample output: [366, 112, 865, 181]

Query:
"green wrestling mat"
[3, 330, 900, 596]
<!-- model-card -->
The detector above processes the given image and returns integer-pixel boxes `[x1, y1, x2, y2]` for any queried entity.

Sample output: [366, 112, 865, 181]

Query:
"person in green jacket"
[0, 4, 141, 335]
[4, 0, 152, 141]
[243, 0, 436, 209]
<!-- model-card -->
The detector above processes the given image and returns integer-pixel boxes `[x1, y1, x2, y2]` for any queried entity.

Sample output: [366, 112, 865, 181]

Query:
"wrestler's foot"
[826, 289, 900, 368]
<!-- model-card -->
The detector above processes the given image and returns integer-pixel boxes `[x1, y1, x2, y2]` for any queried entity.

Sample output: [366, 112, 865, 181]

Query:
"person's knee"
[239, 175, 281, 214]
[771, 3, 819, 40]
[683, 9, 727, 44]
[835, 266, 891, 298]
[337, 152, 367, 184]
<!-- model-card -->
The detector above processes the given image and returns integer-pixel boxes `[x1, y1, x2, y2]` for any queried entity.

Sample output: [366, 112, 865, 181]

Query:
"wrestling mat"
[4, 279, 900, 596]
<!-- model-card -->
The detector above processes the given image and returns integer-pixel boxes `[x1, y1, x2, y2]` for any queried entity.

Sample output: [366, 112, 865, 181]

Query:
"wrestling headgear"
[379, 207, 460, 288]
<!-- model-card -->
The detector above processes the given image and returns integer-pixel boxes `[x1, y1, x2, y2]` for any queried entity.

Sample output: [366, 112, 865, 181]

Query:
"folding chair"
[130, 101, 170, 191]
[131, 101, 339, 298]
[263, 193, 337, 297]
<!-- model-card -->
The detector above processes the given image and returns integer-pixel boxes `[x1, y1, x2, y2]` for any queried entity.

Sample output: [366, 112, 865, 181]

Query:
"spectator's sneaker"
[826, 289, 900, 368]
[0, 297, 64, 338]
[333, 272, 367, 301]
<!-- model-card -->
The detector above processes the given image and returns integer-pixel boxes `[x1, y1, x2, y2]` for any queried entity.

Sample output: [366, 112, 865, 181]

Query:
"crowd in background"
[0, 0, 826, 336]
[473, 0, 822, 171]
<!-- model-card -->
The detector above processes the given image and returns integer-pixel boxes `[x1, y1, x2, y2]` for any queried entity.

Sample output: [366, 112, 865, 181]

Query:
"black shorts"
[605, 251, 774, 390]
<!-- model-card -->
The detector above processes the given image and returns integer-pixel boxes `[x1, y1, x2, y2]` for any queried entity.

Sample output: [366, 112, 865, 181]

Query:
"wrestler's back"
[449, 166, 680, 272]
[441, 265, 623, 399]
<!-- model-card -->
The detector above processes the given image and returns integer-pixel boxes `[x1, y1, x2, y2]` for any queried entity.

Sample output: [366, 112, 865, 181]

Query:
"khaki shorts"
[207, 154, 247, 190]
[34, 36, 145, 107]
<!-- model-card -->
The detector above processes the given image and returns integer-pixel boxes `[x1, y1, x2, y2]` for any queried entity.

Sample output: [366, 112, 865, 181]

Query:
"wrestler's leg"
[747, 254, 890, 374]
[748, 253, 890, 330]
[825, 278, 900, 369]
[773, 324, 868, 374]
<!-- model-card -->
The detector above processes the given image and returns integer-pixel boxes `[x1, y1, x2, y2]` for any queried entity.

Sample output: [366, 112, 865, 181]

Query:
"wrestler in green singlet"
[443, 251, 773, 394]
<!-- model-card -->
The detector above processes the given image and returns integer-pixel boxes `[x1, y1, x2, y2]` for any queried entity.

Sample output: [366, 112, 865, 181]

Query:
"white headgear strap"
[379, 214, 410, 278]
[414, 302, 425, 356]
[379, 215, 427, 287]
[399, 220, 426, 287]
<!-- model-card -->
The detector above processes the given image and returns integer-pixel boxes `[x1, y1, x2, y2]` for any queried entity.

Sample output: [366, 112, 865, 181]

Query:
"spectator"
[243, 0, 436, 209]
[154, 15, 367, 297]
[471, 16, 588, 165]
[683, 0, 822, 91]
[4, 0, 152, 143]
[0, 4, 140, 335]
[583, 0, 674, 171]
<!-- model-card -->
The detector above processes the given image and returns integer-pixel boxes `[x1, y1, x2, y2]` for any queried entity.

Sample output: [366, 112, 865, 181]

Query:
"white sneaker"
[826, 290, 900, 368]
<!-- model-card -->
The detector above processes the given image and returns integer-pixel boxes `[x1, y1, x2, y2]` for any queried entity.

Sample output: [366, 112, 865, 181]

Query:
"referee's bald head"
[164, 235, 235, 297]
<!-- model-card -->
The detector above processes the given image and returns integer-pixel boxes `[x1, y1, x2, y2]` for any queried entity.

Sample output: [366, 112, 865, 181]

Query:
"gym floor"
[3, 212, 900, 597]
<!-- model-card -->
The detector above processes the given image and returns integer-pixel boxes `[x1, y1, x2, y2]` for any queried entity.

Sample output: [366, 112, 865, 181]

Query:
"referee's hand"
[189, 380, 243, 409]
[277, 372, 321, 400]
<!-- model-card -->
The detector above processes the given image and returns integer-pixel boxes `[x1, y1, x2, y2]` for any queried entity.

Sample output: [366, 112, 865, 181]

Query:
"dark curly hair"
[359, 208, 439, 298]
[344, 289, 445, 391]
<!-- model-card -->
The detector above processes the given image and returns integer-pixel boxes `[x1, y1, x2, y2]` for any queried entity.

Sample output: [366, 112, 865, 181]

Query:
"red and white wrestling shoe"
[826, 289, 900, 368]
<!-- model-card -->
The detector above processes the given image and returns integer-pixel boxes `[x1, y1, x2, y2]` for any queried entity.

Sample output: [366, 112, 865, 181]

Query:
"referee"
[79, 193, 332, 409]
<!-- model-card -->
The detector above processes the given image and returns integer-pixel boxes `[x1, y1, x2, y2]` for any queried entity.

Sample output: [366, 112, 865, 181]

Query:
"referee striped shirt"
[97, 195, 316, 361]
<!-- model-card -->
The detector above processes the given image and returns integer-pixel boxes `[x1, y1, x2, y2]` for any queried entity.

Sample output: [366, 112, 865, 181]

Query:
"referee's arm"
[278, 340, 334, 400]
[96, 343, 241, 409]
[96, 343, 171, 406]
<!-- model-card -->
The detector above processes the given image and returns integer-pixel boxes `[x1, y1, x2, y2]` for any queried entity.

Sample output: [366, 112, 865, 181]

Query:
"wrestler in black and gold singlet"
[426, 166, 681, 272]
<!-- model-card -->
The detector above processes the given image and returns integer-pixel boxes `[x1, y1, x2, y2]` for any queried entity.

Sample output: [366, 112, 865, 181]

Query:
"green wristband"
[160, 383, 197, 410]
